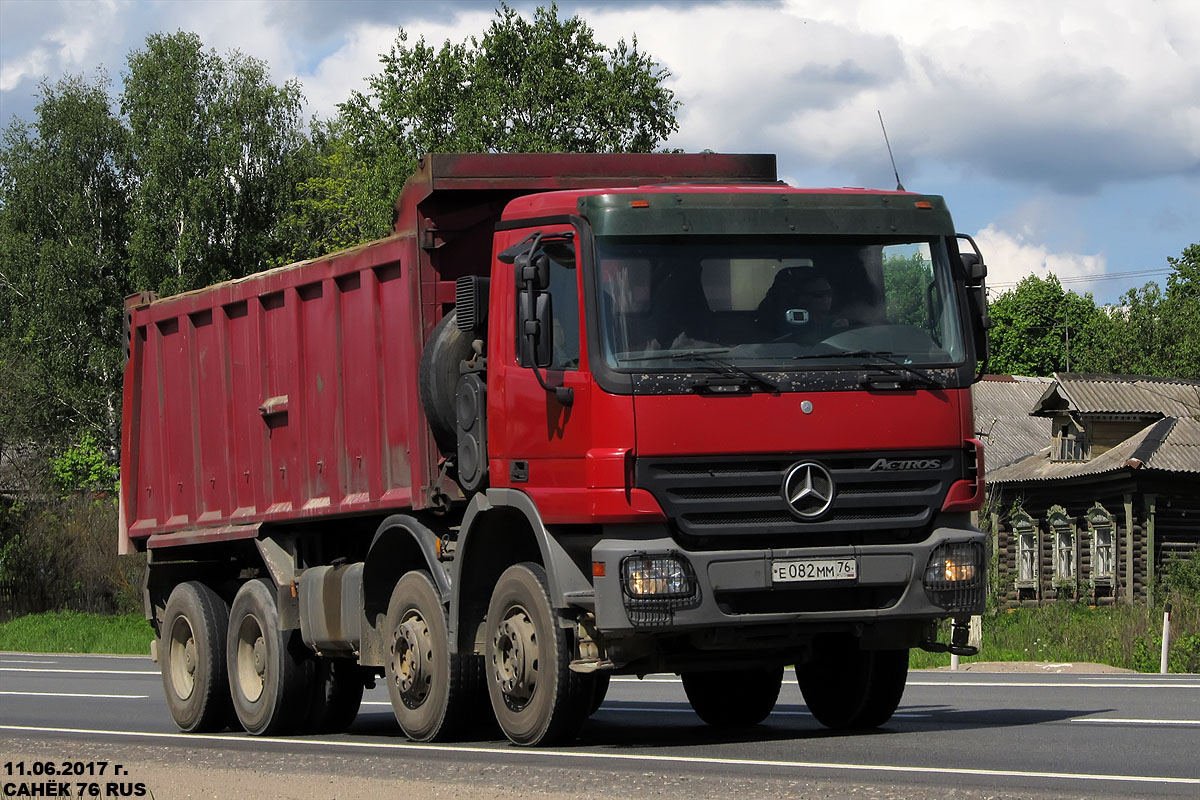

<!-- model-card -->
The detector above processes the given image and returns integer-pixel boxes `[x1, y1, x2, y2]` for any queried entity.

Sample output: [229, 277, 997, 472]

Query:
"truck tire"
[383, 571, 474, 741]
[588, 672, 611, 716]
[798, 643, 908, 730]
[160, 581, 234, 732]
[304, 658, 364, 734]
[681, 665, 783, 727]
[485, 563, 591, 746]
[419, 310, 473, 456]
[226, 578, 308, 735]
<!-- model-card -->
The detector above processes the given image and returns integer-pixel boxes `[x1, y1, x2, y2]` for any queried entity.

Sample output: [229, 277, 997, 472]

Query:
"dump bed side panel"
[119, 236, 426, 548]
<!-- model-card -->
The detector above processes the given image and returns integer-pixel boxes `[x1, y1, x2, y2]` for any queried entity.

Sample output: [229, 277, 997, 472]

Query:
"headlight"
[621, 554, 693, 597]
[618, 553, 699, 627]
[924, 542, 985, 611]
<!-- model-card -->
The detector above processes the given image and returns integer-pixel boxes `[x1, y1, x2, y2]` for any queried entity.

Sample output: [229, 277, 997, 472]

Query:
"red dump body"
[118, 153, 778, 552]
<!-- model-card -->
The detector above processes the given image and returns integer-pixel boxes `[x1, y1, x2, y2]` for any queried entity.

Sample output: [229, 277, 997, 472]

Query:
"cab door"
[488, 224, 595, 507]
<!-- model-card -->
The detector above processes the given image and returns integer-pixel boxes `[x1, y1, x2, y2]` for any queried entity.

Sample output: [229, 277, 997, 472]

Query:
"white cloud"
[582, 0, 1200, 193]
[973, 224, 1107, 297]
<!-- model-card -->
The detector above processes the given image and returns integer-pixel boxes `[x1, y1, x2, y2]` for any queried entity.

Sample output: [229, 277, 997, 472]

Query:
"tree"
[986, 275, 1106, 376]
[292, 2, 680, 252]
[0, 73, 131, 452]
[121, 32, 308, 295]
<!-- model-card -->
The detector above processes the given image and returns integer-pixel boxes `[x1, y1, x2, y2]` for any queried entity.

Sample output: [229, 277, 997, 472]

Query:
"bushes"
[0, 493, 143, 620]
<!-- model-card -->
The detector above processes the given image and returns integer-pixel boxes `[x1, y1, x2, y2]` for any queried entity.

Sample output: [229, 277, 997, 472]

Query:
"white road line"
[1072, 717, 1200, 726]
[0, 659, 58, 664]
[907, 680, 1197, 689]
[0, 691, 149, 699]
[0, 668, 158, 675]
[0, 652, 149, 659]
[357, 701, 931, 719]
[2, 724, 1196, 787]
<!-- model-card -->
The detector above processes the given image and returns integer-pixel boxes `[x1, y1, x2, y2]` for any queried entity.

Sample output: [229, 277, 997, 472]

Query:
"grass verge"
[0, 610, 153, 655]
[910, 599, 1200, 672]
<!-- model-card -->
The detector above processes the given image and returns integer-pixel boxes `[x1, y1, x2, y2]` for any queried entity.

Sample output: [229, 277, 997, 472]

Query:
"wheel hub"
[492, 609, 538, 708]
[391, 613, 432, 708]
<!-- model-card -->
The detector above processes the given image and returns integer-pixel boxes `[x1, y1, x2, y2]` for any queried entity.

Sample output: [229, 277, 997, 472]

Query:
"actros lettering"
[869, 458, 942, 471]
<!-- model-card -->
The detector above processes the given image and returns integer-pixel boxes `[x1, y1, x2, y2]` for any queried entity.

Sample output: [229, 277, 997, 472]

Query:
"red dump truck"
[120, 153, 989, 745]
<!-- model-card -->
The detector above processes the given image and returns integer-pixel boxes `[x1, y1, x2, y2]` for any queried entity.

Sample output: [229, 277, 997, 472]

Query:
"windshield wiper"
[793, 349, 944, 388]
[622, 349, 779, 393]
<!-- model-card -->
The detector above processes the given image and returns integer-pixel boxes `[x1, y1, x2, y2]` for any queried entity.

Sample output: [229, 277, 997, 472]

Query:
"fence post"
[1160, 602, 1172, 675]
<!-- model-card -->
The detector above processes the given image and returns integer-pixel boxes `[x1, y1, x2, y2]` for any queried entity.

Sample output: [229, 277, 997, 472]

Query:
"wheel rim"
[234, 613, 267, 703]
[391, 610, 433, 709]
[167, 615, 197, 701]
[492, 604, 539, 710]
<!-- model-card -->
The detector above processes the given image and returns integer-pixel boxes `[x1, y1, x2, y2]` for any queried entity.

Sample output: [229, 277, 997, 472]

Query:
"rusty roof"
[972, 376, 1054, 472]
[989, 416, 1200, 483]
[1031, 373, 1200, 418]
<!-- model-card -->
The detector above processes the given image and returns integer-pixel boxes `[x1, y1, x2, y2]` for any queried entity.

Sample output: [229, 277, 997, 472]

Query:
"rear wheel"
[383, 571, 474, 741]
[485, 563, 590, 746]
[798, 640, 908, 730]
[304, 658, 364, 734]
[160, 581, 233, 732]
[227, 578, 308, 735]
[681, 665, 783, 727]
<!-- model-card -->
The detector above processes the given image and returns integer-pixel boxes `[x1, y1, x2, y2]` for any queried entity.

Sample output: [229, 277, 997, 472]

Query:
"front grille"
[637, 451, 959, 547]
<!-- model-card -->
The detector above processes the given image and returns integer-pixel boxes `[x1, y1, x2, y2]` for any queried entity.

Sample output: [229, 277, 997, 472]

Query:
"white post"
[1160, 603, 1172, 675]
[951, 652, 959, 671]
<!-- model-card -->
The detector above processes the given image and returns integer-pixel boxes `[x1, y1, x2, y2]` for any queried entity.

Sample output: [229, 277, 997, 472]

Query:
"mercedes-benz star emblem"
[781, 461, 835, 520]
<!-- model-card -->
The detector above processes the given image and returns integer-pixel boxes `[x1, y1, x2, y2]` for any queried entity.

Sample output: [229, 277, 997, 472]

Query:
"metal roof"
[989, 416, 1200, 483]
[1032, 373, 1200, 418]
[972, 376, 1054, 472]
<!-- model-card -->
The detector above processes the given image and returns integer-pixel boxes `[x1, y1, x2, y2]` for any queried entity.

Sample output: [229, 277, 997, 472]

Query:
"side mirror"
[960, 252, 987, 284]
[515, 251, 551, 291]
[517, 290, 553, 368]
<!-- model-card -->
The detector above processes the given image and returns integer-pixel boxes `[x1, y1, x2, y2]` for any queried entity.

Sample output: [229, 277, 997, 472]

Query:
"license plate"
[772, 558, 857, 583]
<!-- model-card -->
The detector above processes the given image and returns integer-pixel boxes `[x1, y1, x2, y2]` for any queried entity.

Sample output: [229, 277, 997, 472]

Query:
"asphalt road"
[2, 652, 1199, 799]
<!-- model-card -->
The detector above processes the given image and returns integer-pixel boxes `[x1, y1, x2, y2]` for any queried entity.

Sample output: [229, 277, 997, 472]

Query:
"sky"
[1, 0, 1197, 304]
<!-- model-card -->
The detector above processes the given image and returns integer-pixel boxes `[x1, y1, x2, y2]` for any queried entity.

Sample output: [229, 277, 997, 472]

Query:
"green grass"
[910, 599, 1200, 673]
[0, 611, 154, 655]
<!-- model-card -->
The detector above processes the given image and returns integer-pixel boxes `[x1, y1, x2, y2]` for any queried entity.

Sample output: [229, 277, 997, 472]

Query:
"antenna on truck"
[877, 110, 905, 191]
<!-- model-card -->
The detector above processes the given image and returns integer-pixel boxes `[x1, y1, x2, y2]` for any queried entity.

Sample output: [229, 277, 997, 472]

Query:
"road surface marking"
[0, 667, 158, 675]
[358, 700, 930, 718]
[1071, 717, 1200, 726]
[0, 691, 149, 699]
[0, 659, 57, 664]
[907, 680, 1196, 688]
[3, 724, 1196, 787]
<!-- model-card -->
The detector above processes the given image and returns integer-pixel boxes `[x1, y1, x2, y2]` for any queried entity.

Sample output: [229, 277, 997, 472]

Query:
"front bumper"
[591, 524, 984, 636]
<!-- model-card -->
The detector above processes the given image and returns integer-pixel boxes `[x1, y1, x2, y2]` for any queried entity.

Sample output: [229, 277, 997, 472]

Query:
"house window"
[1048, 505, 1075, 580]
[1012, 510, 1037, 585]
[1019, 532, 1037, 582]
[1088, 503, 1115, 582]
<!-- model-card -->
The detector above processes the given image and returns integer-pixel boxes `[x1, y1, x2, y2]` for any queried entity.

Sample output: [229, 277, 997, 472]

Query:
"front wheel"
[485, 563, 591, 746]
[681, 665, 783, 727]
[159, 581, 233, 732]
[798, 641, 908, 730]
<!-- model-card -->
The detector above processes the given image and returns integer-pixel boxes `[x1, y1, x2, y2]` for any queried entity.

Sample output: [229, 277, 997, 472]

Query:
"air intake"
[455, 276, 489, 335]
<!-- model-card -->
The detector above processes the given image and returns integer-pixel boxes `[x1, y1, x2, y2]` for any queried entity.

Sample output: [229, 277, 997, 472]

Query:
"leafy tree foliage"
[985, 245, 1200, 379]
[289, 2, 680, 253]
[122, 32, 307, 294]
[0, 73, 131, 450]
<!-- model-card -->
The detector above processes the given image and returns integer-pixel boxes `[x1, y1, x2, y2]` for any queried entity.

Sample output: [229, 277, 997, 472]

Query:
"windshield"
[594, 235, 965, 370]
